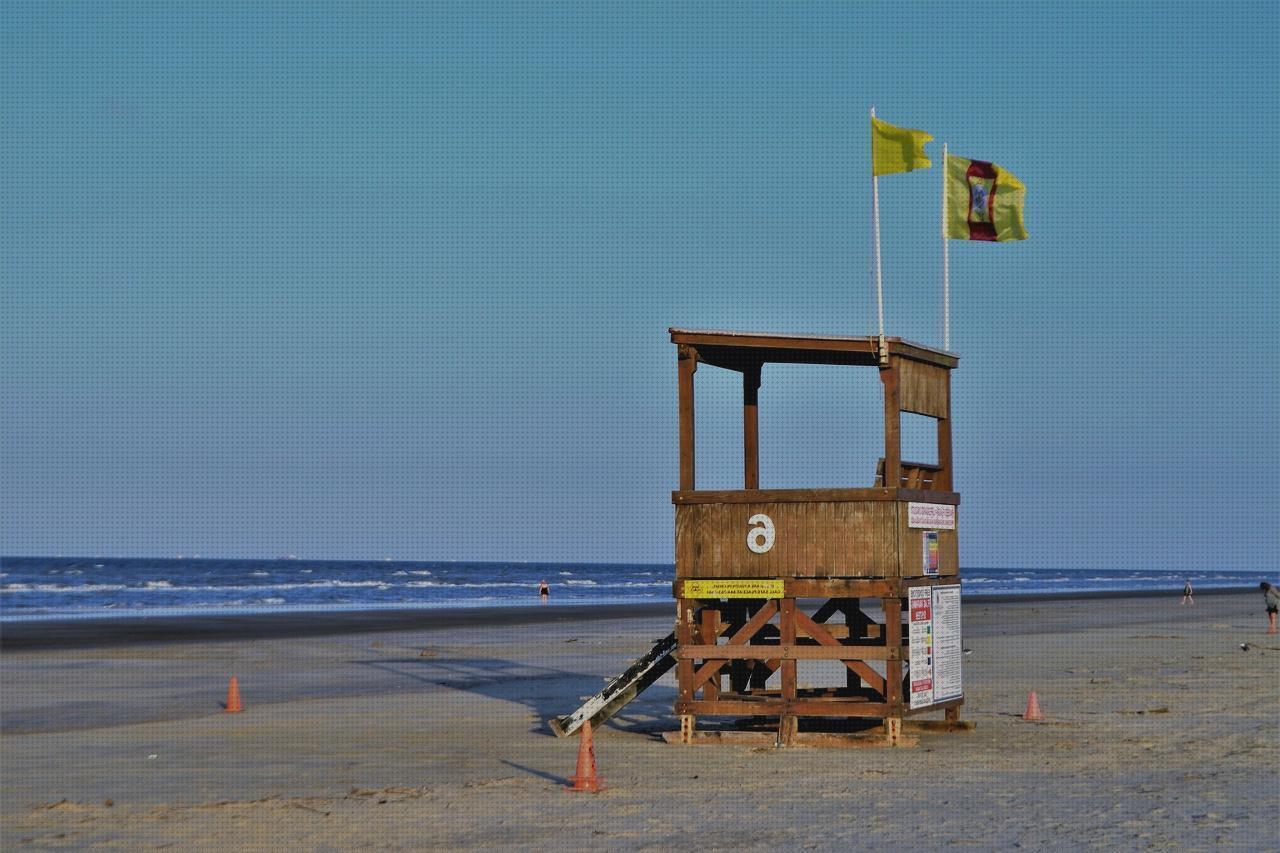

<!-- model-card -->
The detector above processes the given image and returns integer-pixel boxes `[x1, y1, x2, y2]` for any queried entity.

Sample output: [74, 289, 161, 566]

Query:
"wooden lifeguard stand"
[669, 327, 965, 746]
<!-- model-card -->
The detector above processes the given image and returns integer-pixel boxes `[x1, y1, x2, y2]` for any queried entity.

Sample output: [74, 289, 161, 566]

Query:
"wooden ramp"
[548, 632, 676, 737]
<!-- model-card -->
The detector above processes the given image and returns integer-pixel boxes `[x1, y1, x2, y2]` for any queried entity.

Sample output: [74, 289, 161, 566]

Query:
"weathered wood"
[678, 344, 697, 491]
[690, 658, 727, 694]
[723, 598, 777, 646]
[896, 355, 950, 419]
[548, 632, 677, 737]
[785, 579, 898, 598]
[779, 598, 797, 716]
[699, 606, 721, 701]
[675, 599, 696, 705]
[677, 698, 895, 718]
[936, 408, 953, 492]
[668, 328, 959, 370]
[883, 595, 903, 713]
[672, 487, 959, 505]
[662, 328, 965, 739]
[675, 500, 900, 578]
[676, 644, 897, 661]
[881, 364, 901, 516]
[743, 363, 761, 489]
[845, 661, 887, 696]
[660, 730, 918, 748]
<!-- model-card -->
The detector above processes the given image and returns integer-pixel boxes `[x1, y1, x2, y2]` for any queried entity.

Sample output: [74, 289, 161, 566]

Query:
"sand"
[2, 592, 1277, 850]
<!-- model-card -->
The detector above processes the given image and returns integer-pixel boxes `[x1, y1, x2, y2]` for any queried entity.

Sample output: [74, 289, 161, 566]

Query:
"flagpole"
[942, 142, 950, 351]
[870, 107, 885, 342]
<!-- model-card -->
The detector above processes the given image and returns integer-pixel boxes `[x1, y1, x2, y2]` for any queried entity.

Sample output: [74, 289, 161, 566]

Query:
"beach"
[3, 591, 1277, 850]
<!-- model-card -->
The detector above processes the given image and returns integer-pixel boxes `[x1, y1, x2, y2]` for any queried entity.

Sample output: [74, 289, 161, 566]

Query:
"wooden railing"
[874, 458, 943, 490]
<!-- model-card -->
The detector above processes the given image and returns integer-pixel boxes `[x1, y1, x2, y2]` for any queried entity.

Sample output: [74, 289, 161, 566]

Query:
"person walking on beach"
[539, 579, 550, 603]
[1181, 578, 1194, 605]
[1260, 582, 1279, 634]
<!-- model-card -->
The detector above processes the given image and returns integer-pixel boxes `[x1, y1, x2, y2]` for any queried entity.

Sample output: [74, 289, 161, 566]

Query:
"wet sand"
[3, 592, 1277, 849]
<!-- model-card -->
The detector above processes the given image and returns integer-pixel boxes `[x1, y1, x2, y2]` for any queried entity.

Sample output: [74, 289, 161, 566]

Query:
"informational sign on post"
[931, 585, 963, 702]
[922, 531, 939, 575]
[907, 587, 935, 708]
[908, 584, 963, 709]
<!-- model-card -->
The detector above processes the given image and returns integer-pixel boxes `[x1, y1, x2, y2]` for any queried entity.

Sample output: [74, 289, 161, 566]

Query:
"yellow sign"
[683, 579, 785, 599]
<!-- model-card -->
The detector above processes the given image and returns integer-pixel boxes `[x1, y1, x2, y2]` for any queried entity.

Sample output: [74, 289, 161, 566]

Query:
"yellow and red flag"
[871, 116, 933, 176]
[945, 154, 1027, 242]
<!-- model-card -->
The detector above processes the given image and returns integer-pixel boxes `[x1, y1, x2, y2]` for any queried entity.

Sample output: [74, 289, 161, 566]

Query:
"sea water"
[0, 556, 1264, 620]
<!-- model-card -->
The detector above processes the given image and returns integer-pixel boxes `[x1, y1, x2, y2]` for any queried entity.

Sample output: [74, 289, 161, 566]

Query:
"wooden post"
[743, 363, 761, 489]
[678, 345, 697, 491]
[676, 598, 696, 723]
[880, 360, 901, 489]
[936, 372, 953, 491]
[883, 593, 903, 736]
[843, 598, 867, 693]
[700, 606, 721, 701]
[779, 597, 797, 745]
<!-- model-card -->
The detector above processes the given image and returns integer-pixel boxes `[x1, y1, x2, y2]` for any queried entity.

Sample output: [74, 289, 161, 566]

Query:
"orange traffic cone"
[1022, 691, 1044, 722]
[224, 676, 243, 713]
[565, 720, 604, 793]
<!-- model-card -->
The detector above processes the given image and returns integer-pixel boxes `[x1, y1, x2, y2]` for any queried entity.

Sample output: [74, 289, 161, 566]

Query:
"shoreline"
[0, 586, 1254, 649]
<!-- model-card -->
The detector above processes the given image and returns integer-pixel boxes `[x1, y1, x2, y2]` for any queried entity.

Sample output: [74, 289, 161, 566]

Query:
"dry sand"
[3, 593, 1277, 850]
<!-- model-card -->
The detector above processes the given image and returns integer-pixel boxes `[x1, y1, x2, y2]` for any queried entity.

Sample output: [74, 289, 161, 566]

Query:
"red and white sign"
[908, 502, 956, 530]
[908, 584, 963, 709]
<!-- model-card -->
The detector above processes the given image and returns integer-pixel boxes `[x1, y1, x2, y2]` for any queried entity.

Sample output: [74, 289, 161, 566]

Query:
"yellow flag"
[945, 154, 1028, 242]
[871, 116, 933, 176]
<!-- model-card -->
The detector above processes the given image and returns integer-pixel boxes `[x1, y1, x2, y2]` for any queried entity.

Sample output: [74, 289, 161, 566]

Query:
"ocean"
[0, 557, 1266, 621]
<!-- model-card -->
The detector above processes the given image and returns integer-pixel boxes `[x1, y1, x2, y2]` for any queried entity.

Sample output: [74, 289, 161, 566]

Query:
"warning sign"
[908, 502, 956, 530]
[908, 587, 935, 709]
[682, 579, 784, 599]
[908, 584, 963, 709]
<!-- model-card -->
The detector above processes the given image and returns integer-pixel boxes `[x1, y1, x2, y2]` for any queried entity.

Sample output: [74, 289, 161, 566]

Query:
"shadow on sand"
[350, 655, 679, 737]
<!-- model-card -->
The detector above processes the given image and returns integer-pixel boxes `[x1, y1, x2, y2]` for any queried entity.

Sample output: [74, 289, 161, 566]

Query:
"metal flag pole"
[870, 107, 885, 343]
[942, 141, 950, 351]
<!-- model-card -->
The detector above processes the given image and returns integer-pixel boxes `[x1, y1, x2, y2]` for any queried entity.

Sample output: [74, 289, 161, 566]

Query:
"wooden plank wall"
[675, 501, 899, 578]
[675, 500, 959, 579]
[895, 502, 960, 577]
[896, 356, 949, 420]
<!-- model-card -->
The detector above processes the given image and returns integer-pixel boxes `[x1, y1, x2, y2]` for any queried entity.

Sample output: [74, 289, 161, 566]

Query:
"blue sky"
[3, 2, 1276, 569]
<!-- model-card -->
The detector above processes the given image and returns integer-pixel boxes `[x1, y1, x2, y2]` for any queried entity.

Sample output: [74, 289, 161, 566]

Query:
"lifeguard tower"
[667, 327, 964, 746]
[551, 327, 968, 747]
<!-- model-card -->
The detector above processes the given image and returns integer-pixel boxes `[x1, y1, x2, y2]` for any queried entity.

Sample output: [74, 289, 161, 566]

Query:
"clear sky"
[3, 2, 1276, 569]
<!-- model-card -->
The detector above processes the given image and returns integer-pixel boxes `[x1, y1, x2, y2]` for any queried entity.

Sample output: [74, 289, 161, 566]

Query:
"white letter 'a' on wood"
[746, 514, 775, 554]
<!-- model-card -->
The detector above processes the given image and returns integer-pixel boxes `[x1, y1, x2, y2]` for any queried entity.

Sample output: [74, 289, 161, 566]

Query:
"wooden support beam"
[880, 360, 902, 500]
[743, 363, 761, 489]
[700, 606, 721, 701]
[678, 345, 697, 491]
[779, 598, 797, 713]
[883, 595, 903, 713]
[786, 579, 897, 599]
[936, 367, 954, 490]
[676, 699, 895, 718]
[723, 599, 778, 646]
[676, 644, 897, 661]
[690, 658, 726, 694]
[676, 598, 697, 705]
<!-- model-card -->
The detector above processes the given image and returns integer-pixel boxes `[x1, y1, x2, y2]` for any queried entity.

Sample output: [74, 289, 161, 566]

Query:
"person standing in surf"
[1181, 578, 1194, 606]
